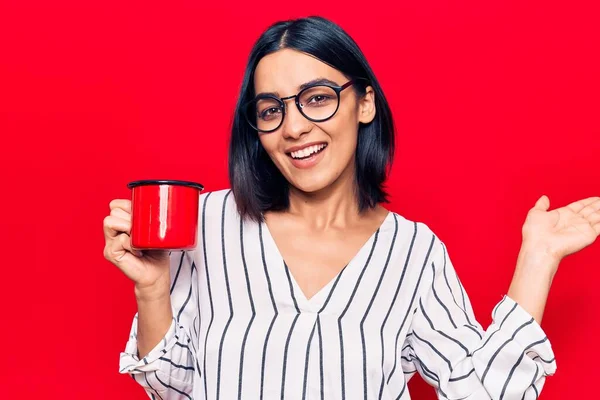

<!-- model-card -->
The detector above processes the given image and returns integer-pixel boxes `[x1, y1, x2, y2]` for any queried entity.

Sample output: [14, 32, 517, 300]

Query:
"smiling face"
[252, 48, 376, 194]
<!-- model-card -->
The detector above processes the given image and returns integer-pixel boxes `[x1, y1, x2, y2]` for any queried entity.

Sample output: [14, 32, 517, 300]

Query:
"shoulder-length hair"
[229, 16, 395, 222]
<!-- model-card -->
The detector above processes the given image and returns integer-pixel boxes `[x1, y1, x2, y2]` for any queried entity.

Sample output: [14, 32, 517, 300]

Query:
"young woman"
[104, 16, 600, 400]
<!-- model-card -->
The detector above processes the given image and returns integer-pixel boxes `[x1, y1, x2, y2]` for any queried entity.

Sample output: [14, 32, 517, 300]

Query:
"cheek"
[329, 101, 359, 134]
[322, 108, 360, 147]
[258, 134, 286, 166]
[258, 134, 277, 153]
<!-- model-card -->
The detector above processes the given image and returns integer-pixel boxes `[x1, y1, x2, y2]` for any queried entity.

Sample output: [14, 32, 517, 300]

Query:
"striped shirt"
[120, 189, 557, 399]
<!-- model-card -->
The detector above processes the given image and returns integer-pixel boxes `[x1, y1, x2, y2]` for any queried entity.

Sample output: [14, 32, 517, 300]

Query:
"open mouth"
[287, 143, 328, 160]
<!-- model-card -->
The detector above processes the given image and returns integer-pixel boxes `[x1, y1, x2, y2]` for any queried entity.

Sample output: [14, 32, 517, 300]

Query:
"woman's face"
[253, 48, 376, 194]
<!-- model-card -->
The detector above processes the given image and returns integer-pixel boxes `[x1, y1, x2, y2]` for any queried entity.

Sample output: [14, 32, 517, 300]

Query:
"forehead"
[253, 49, 347, 96]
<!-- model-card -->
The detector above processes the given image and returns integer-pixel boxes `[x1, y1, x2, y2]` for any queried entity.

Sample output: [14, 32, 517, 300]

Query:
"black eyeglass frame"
[244, 79, 366, 133]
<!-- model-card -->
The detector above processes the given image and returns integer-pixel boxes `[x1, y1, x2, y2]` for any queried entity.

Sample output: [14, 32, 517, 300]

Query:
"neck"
[286, 162, 365, 230]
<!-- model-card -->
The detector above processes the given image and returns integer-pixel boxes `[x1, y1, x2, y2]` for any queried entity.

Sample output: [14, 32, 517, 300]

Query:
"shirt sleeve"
[119, 250, 199, 399]
[404, 238, 557, 400]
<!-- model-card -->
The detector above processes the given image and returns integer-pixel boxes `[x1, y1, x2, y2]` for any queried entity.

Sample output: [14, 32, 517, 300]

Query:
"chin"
[288, 174, 335, 194]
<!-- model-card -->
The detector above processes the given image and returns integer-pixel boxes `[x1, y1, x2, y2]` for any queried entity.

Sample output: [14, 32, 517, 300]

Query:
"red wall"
[1, 1, 598, 398]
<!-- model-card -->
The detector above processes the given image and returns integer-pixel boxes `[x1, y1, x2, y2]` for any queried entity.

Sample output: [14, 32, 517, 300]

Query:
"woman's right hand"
[103, 199, 171, 293]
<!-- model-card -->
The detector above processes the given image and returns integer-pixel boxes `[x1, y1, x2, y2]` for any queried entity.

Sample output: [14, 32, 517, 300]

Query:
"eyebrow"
[255, 77, 340, 98]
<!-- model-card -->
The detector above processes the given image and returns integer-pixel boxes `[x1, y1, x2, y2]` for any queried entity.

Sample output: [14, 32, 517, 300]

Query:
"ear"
[358, 85, 376, 124]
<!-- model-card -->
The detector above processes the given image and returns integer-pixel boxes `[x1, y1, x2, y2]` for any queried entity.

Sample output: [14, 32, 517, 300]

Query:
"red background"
[1, 0, 598, 398]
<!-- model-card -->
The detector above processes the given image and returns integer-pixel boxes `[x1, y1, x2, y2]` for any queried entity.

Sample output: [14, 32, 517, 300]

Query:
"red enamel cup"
[127, 179, 204, 250]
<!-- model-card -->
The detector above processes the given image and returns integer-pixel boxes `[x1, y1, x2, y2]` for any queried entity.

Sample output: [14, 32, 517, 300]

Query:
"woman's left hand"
[521, 195, 600, 265]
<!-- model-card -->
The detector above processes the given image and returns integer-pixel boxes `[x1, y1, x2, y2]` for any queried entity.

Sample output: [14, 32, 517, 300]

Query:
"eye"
[300, 85, 337, 107]
[307, 94, 332, 105]
[259, 107, 282, 121]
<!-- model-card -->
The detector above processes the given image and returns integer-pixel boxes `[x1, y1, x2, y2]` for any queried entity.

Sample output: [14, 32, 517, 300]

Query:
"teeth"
[290, 144, 326, 159]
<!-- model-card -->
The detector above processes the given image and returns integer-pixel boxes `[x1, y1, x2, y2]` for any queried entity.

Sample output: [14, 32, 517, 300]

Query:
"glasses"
[244, 79, 359, 133]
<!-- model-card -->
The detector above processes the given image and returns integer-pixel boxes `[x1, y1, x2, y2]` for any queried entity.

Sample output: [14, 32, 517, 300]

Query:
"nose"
[281, 97, 311, 140]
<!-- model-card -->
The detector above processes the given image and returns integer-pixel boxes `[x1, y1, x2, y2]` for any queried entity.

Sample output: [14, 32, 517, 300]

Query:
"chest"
[194, 209, 425, 399]
[273, 232, 371, 300]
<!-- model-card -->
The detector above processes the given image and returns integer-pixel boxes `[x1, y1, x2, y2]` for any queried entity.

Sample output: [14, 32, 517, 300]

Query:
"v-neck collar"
[260, 211, 394, 312]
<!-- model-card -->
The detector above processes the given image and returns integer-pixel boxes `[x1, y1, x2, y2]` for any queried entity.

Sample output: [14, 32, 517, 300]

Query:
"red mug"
[127, 179, 204, 250]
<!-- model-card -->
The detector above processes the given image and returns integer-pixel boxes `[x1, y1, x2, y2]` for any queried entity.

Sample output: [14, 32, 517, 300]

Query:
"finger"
[110, 207, 131, 222]
[592, 220, 600, 235]
[107, 234, 133, 261]
[104, 238, 138, 268]
[567, 197, 600, 214]
[109, 199, 132, 213]
[579, 199, 600, 219]
[119, 233, 144, 257]
[103, 215, 132, 238]
[587, 209, 600, 225]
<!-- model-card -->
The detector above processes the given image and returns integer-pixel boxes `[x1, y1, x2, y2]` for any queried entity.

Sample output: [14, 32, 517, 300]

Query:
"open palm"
[522, 195, 600, 261]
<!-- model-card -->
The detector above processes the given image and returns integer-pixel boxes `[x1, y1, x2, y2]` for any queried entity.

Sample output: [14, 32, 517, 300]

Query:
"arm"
[506, 245, 558, 326]
[405, 239, 556, 400]
[120, 250, 199, 400]
[407, 195, 598, 399]
[135, 271, 174, 359]
[508, 194, 600, 324]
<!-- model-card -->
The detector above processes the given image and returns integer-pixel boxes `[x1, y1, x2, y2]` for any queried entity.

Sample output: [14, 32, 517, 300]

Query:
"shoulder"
[198, 187, 241, 223]
[199, 187, 235, 206]
[388, 210, 444, 259]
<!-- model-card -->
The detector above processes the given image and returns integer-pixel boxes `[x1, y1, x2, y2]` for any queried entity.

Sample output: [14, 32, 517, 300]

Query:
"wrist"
[507, 245, 558, 325]
[517, 241, 561, 280]
[134, 275, 171, 303]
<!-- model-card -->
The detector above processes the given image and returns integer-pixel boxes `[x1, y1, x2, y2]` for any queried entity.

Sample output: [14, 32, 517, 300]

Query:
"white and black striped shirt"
[120, 189, 557, 399]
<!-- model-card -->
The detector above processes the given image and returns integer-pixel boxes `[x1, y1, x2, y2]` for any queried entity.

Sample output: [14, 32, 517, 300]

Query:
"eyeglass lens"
[248, 85, 340, 132]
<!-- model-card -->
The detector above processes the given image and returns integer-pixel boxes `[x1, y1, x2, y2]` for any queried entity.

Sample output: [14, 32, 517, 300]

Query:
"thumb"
[533, 195, 550, 211]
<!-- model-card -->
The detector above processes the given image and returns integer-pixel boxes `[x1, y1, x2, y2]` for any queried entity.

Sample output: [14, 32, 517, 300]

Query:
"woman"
[104, 16, 600, 400]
